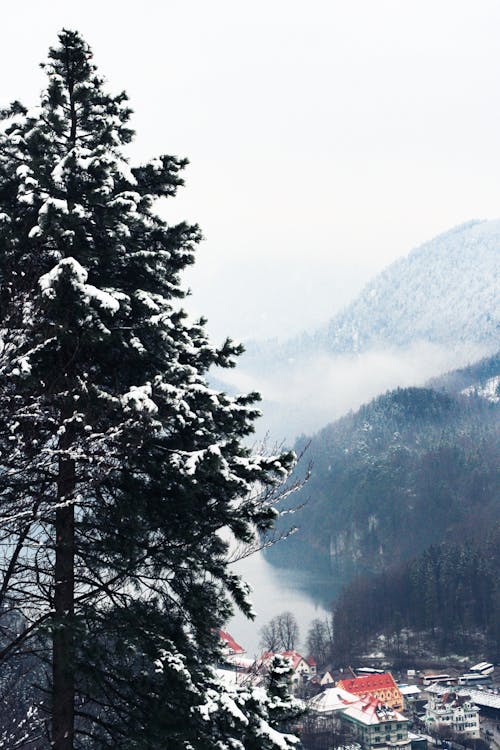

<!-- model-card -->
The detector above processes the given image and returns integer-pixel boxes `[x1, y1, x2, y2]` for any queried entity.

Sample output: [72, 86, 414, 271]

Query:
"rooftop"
[428, 684, 499, 710]
[281, 650, 308, 670]
[399, 685, 421, 697]
[342, 696, 408, 726]
[219, 629, 245, 655]
[309, 687, 360, 714]
[339, 673, 400, 694]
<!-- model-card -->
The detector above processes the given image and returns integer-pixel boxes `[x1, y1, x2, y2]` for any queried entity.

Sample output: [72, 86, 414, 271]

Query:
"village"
[218, 630, 500, 750]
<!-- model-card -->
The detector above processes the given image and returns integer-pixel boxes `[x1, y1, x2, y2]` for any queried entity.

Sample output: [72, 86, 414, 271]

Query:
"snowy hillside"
[246, 219, 499, 366]
[217, 220, 499, 441]
[324, 219, 498, 353]
[462, 375, 500, 403]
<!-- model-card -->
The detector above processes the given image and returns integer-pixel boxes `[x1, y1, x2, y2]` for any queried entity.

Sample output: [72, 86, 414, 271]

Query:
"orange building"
[337, 673, 404, 711]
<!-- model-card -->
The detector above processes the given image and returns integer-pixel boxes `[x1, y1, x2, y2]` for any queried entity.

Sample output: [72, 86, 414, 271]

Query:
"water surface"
[226, 550, 330, 657]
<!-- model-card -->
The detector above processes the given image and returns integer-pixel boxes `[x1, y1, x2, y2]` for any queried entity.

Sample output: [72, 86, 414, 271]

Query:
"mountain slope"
[333, 530, 500, 661]
[245, 219, 499, 367]
[323, 219, 499, 354]
[219, 220, 499, 442]
[266, 354, 500, 593]
[426, 352, 500, 406]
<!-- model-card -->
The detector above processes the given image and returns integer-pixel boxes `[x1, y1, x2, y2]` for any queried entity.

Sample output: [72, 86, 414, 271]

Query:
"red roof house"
[337, 673, 403, 711]
[306, 656, 317, 675]
[281, 650, 307, 670]
[219, 629, 245, 655]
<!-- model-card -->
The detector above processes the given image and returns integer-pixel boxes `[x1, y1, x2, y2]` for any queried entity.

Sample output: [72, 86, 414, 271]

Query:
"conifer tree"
[0, 30, 299, 749]
[265, 654, 304, 731]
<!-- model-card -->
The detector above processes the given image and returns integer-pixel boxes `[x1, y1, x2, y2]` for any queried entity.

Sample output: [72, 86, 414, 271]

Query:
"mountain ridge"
[243, 218, 499, 368]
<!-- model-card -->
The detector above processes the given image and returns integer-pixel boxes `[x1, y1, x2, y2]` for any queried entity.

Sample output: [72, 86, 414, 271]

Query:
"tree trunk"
[53, 43, 78, 749]
[52, 425, 75, 750]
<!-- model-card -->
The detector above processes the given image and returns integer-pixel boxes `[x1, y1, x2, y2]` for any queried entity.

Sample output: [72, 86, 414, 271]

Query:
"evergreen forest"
[333, 529, 500, 663]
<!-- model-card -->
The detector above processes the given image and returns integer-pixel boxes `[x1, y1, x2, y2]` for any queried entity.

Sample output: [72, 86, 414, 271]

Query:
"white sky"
[2, 0, 500, 341]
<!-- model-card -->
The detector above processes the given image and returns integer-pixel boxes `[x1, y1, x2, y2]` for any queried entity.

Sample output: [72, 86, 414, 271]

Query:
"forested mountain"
[266, 354, 500, 594]
[428, 351, 500, 396]
[243, 219, 499, 370]
[333, 530, 500, 662]
[219, 221, 499, 442]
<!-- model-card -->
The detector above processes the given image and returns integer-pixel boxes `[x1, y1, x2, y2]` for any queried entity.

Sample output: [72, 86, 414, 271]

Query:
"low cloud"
[216, 341, 491, 444]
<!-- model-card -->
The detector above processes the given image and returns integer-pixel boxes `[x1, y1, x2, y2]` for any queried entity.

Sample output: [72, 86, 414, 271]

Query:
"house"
[426, 683, 500, 722]
[341, 695, 411, 750]
[280, 650, 314, 685]
[217, 630, 256, 683]
[218, 629, 245, 656]
[398, 684, 421, 711]
[320, 670, 335, 687]
[338, 673, 404, 711]
[307, 656, 318, 675]
[424, 691, 480, 739]
[305, 687, 360, 747]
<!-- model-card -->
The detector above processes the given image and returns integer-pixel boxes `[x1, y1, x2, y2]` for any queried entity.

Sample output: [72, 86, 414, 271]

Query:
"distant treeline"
[332, 529, 500, 663]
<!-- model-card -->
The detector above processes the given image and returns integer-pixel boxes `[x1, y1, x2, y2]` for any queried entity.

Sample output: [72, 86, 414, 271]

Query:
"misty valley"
[225, 222, 499, 667]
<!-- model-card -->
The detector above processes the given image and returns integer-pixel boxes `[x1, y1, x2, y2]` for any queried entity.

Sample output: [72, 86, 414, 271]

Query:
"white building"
[341, 696, 411, 750]
[424, 691, 480, 739]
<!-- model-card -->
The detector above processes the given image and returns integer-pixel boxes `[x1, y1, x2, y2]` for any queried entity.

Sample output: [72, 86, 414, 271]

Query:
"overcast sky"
[3, 0, 500, 342]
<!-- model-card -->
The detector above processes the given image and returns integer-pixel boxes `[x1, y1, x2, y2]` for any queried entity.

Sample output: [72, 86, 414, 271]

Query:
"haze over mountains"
[227, 220, 499, 656]
[217, 219, 499, 441]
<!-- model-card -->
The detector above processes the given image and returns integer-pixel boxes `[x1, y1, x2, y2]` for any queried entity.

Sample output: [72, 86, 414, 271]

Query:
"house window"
[398, 734, 403, 740]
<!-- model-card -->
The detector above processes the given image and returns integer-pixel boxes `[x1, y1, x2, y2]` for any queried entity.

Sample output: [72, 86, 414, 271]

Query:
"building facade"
[341, 696, 411, 750]
[424, 692, 480, 739]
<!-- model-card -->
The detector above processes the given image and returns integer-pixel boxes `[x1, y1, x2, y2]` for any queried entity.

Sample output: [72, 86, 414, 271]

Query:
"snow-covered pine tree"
[196, 657, 303, 750]
[265, 654, 304, 730]
[0, 30, 299, 750]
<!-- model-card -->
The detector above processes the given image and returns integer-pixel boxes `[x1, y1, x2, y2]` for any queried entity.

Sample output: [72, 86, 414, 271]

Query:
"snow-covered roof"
[281, 650, 309, 670]
[342, 696, 408, 726]
[308, 687, 360, 714]
[427, 684, 500, 711]
[225, 654, 255, 669]
[470, 662, 494, 673]
[260, 650, 309, 671]
[216, 667, 239, 687]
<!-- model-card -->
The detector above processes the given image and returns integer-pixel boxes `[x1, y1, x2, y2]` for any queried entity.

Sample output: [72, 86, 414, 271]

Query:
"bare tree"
[278, 611, 300, 651]
[260, 617, 283, 652]
[260, 611, 300, 652]
[306, 617, 334, 667]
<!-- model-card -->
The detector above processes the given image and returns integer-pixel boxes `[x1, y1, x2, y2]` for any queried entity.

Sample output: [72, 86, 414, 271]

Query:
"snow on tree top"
[38, 257, 121, 313]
